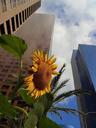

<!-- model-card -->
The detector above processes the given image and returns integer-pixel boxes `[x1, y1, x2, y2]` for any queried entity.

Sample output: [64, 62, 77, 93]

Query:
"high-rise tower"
[0, 0, 41, 35]
[71, 44, 96, 128]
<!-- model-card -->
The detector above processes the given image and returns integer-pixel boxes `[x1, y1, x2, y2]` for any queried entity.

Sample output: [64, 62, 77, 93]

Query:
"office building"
[0, 0, 41, 35]
[71, 44, 96, 128]
[0, 0, 55, 98]
[0, 0, 54, 57]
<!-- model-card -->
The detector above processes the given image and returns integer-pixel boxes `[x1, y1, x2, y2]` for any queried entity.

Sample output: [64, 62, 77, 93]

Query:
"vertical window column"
[0, 24, 5, 35]
[6, 0, 11, 11]
[27, 8, 29, 18]
[29, 7, 31, 16]
[11, 17, 15, 32]
[6, 20, 11, 34]
[19, 12, 22, 25]
[25, 9, 27, 20]
[22, 10, 25, 22]
[1, 0, 7, 12]
[15, 14, 19, 28]
[31, 5, 33, 14]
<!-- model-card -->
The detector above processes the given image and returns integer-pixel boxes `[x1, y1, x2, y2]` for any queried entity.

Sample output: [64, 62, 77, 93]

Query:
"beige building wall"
[15, 13, 55, 64]
[0, 0, 41, 35]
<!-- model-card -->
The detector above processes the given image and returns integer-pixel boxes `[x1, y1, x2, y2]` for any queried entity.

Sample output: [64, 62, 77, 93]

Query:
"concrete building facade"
[0, 0, 41, 34]
[0, 0, 55, 96]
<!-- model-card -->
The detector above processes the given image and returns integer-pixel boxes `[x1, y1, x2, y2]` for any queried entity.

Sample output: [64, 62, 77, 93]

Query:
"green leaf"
[38, 93, 54, 114]
[53, 89, 89, 104]
[24, 110, 38, 128]
[0, 92, 17, 118]
[52, 79, 69, 95]
[51, 63, 66, 91]
[18, 88, 34, 106]
[0, 35, 27, 59]
[33, 102, 44, 118]
[50, 106, 85, 116]
[38, 116, 61, 128]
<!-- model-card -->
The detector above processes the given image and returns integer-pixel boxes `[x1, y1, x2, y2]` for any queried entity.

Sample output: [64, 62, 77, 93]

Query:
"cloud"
[89, 29, 96, 43]
[39, 0, 95, 25]
[38, 0, 96, 92]
[68, 126, 75, 128]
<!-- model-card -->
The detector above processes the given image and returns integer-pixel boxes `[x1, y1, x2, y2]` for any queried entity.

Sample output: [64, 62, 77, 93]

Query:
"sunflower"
[25, 50, 58, 98]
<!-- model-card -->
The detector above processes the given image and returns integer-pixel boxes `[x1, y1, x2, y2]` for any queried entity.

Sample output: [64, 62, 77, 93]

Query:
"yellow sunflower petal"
[45, 87, 49, 92]
[40, 50, 44, 61]
[33, 50, 38, 56]
[45, 54, 48, 62]
[34, 91, 38, 98]
[47, 55, 55, 63]
[26, 84, 34, 92]
[37, 50, 41, 57]
[40, 90, 45, 96]
[24, 75, 33, 81]
[37, 91, 41, 97]
[48, 84, 51, 91]
[50, 64, 58, 70]
[32, 56, 39, 62]
[25, 50, 58, 99]
[48, 57, 56, 65]
[33, 63, 38, 69]
[32, 54, 37, 58]
[31, 89, 36, 97]
[52, 71, 59, 75]
[32, 66, 37, 72]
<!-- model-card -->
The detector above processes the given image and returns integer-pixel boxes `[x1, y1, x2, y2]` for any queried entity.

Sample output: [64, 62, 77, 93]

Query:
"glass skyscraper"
[71, 44, 96, 128]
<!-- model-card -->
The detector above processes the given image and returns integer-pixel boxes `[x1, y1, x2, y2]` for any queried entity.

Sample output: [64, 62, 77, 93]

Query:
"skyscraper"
[0, 0, 55, 55]
[0, 0, 55, 99]
[71, 44, 96, 128]
[0, 0, 41, 35]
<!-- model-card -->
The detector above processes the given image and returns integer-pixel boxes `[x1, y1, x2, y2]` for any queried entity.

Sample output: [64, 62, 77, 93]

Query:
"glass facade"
[71, 44, 96, 128]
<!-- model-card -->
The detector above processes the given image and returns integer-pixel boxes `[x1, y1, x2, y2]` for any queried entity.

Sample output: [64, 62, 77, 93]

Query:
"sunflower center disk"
[33, 62, 52, 90]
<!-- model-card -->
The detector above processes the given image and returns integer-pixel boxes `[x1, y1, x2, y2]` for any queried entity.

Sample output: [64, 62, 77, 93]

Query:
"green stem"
[37, 122, 39, 128]
[19, 58, 23, 80]
[13, 106, 28, 117]
[10, 58, 23, 100]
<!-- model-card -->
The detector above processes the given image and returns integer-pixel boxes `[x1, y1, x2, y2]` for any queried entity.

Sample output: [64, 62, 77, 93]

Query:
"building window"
[11, 17, 15, 32]
[0, 24, 5, 35]
[22, 11, 25, 22]
[27, 8, 29, 18]
[30, 7, 31, 16]
[1, 0, 7, 12]
[10, 0, 16, 8]
[31, 6, 33, 14]
[15, 14, 19, 28]
[29, 7, 31, 16]
[6, 20, 11, 34]
[25, 9, 27, 20]
[28, 7, 30, 17]
[19, 12, 22, 25]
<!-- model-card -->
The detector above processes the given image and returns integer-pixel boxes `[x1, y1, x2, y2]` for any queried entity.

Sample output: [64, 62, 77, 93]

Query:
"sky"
[38, 0, 96, 92]
[37, 0, 96, 127]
